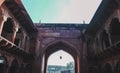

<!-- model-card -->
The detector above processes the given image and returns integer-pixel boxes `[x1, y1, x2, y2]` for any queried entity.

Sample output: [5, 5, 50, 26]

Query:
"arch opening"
[8, 59, 19, 73]
[104, 63, 113, 73]
[43, 41, 80, 73]
[110, 18, 120, 44]
[1, 18, 14, 39]
[47, 50, 75, 73]
[0, 56, 7, 73]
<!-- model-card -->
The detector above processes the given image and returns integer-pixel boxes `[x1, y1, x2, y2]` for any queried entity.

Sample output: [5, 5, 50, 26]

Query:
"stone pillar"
[0, 0, 5, 6]
[106, 29, 112, 46]
[11, 24, 18, 43]
[80, 35, 88, 73]
[0, 7, 6, 35]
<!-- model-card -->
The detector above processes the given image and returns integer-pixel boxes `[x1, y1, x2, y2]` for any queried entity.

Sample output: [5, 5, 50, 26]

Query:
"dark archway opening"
[1, 18, 14, 40]
[0, 56, 7, 73]
[110, 18, 120, 44]
[104, 63, 113, 73]
[9, 59, 19, 73]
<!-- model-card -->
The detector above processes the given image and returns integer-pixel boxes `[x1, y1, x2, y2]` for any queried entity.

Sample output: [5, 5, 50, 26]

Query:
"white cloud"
[52, 0, 102, 23]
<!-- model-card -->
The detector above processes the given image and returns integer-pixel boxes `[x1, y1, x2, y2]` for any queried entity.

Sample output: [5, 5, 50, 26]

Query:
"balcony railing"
[94, 41, 120, 61]
[0, 36, 34, 62]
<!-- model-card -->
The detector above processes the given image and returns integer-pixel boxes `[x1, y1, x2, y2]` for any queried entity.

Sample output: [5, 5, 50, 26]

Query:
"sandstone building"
[0, 0, 120, 73]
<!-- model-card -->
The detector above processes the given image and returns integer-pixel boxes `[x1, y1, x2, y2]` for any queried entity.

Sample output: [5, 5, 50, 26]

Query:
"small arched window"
[104, 63, 113, 73]
[9, 59, 19, 73]
[1, 18, 14, 41]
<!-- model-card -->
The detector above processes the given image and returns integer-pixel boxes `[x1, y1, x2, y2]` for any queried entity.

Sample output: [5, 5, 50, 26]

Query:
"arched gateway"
[42, 41, 80, 73]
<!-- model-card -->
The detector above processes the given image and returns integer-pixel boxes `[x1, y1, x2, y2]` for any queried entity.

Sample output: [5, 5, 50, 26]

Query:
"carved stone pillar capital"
[0, 7, 7, 22]
[12, 23, 19, 43]
[13, 24, 19, 32]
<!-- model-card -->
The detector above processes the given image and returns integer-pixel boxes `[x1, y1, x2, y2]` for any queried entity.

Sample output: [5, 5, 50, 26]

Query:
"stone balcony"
[0, 36, 34, 62]
[94, 41, 120, 62]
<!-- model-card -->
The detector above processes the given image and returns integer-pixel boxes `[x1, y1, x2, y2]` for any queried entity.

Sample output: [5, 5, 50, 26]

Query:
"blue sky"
[22, 0, 102, 23]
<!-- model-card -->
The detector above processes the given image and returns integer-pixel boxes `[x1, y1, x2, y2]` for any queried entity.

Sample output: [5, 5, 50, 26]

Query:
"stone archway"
[42, 41, 80, 73]
[104, 63, 113, 73]
[1, 17, 18, 43]
[2, 18, 14, 37]
[0, 56, 7, 73]
[110, 18, 120, 44]
[8, 59, 19, 73]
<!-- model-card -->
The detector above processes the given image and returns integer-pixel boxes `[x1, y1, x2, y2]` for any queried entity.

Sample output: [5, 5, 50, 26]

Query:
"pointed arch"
[1, 17, 14, 42]
[42, 40, 80, 73]
[104, 63, 113, 73]
[44, 40, 80, 58]
[47, 50, 75, 73]
[8, 59, 19, 73]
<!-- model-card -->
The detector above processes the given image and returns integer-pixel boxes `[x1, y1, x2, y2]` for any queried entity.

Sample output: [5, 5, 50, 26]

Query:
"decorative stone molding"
[0, 7, 7, 35]
[0, 0, 5, 6]
[12, 22, 19, 43]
